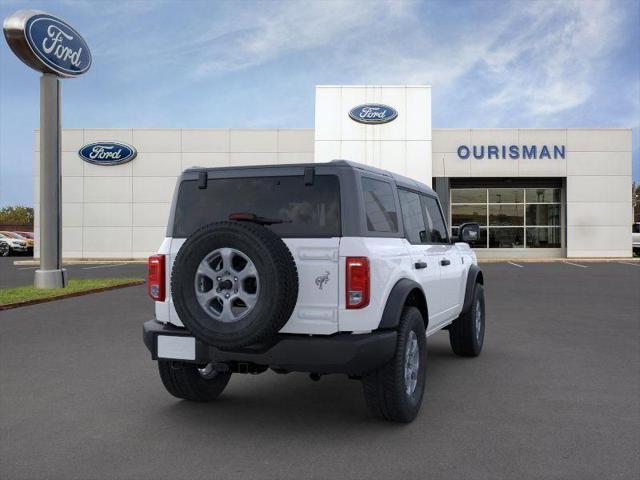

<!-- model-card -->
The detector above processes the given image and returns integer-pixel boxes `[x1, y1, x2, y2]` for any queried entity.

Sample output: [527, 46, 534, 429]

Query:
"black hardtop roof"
[183, 159, 436, 196]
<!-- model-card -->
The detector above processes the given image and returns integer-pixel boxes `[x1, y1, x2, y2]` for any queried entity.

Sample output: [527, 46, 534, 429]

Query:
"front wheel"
[158, 361, 231, 402]
[449, 283, 485, 357]
[362, 306, 427, 423]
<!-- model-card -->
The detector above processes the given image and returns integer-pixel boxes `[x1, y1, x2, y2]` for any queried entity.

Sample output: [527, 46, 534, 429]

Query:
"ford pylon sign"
[349, 104, 398, 124]
[79, 142, 137, 166]
[3, 10, 91, 77]
[3, 9, 91, 289]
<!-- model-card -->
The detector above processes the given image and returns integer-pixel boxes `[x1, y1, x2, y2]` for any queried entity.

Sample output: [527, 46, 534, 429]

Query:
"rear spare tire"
[171, 221, 298, 349]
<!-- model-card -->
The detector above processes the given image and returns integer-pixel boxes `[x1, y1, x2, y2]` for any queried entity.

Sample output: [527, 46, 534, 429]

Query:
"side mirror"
[458, 223, 481, 243]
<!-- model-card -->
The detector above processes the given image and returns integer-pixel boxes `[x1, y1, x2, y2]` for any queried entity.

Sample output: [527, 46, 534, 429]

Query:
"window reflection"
[489, 204, 524, 226]
[451, 205, 487, 226]
[526, 228, 561, 248]
[489, 228, 524, 248]
[451, 187, 562, 249]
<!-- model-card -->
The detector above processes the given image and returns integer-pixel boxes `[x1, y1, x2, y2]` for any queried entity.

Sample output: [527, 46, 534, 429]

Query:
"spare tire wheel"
[171, 221, 299, 350]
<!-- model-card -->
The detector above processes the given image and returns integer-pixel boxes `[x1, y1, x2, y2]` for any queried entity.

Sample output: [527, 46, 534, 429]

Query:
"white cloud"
[481, 0, 624, 116]
[78, 0, 629, 125]
[189, 0, 403, 79]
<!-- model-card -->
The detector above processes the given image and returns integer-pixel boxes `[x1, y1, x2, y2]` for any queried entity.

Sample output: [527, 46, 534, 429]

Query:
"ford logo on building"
[349, 104, 398, 125]
[3, 10, 91, 77]
[79, 142, 137, 166]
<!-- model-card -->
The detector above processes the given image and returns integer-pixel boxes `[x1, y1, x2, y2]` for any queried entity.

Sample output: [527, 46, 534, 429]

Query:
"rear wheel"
[158, 360, 231, 402]
[362, 306, 427, 423]
[0, 243, 9, 257]
[449, 283, 485, 357]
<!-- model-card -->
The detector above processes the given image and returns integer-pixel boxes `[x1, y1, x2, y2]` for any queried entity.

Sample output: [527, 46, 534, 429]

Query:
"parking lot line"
[82, 263, 128, 270]
[507, 261, 524, 268]
[563, 261, 588, 268]
[618, 261, 640, 267]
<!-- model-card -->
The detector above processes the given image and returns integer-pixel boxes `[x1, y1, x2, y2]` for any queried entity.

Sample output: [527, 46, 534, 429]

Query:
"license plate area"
[157, 335, 196, 360]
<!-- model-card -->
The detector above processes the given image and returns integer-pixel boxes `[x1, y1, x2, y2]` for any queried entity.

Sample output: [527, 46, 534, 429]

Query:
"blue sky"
[1, 0, 638, 206]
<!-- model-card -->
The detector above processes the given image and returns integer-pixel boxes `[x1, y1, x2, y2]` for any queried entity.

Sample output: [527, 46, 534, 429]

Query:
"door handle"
[440, 259, 451, 266]
[414, 261, 427, 269]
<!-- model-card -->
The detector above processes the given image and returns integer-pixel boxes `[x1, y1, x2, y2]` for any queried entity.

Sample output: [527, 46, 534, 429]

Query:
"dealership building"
[33, 85, 634, 259]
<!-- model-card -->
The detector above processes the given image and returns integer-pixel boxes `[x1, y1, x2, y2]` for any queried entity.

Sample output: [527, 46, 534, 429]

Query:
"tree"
[0, 205, 34, 226]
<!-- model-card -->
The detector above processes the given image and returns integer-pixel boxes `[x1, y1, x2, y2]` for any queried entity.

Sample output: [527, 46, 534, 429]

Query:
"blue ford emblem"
[24, 13, 91, 77]
[349, 104, 398, 125]
[79, 142, 137, 166]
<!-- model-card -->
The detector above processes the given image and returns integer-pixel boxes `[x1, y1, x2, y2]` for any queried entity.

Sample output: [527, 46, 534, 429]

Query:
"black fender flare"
[377, 279, 428, 330]
[461, 264, 484, 314]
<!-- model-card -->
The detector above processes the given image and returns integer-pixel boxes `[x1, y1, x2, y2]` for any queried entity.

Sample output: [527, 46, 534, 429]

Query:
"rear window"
[362, 178, 398, 233]
[172, 175, 341, 238]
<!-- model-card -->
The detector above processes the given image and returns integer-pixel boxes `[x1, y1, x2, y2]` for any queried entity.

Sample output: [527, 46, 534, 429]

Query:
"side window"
[399, 189, 427, 244]
[421, 195, 449, 243]
[361, 178, 398, 233]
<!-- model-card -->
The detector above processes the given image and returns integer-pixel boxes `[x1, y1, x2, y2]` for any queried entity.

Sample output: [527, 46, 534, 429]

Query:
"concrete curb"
[14, 259, 147, 266]
[0, 280, 145, 311]
[14, 258, 640, 266]
[478, 258, 640, 263]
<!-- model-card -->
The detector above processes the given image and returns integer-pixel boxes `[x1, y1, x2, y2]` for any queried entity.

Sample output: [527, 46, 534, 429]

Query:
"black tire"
[0, 243, 9, 257]
[362, 307, 427, 423]
[449, 283, 485, 357]
[158, 361, 231, 401]
[172, 221, 298, 350]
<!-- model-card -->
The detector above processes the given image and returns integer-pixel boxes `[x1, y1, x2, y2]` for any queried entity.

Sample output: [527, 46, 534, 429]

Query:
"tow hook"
[309, 373, 321, 382]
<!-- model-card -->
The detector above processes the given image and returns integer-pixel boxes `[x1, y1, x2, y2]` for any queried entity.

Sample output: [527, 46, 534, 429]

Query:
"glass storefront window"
[526, 188, 561, 203]
[489, 204, 524, 226]
[526, 227, 561, 248]
[489, 228, 524, 248]
[451, 186, 562, 249]
[526, 204, 561, 226]
[451, 205, 487, 226]
[488, 188, 523, 203]
[451, 188, 486, 203]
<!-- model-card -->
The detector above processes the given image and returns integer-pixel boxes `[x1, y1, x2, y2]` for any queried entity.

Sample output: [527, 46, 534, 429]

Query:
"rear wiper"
[228, 212, 291, 226]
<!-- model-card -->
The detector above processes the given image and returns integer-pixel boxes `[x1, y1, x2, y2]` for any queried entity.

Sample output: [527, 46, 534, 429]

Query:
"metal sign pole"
[4, 9, 91, 289]
[34, 73, 66, 288]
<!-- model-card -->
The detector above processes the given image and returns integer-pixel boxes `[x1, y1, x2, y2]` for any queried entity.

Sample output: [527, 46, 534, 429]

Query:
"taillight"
[346, 257, 370, 309]
[147, 254, 165, 301]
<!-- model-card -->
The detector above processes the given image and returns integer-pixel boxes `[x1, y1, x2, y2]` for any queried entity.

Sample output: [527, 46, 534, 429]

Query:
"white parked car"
[633, 222, 640, 256]
[0, 232, 28, 256]
[143, 161, 486, 422]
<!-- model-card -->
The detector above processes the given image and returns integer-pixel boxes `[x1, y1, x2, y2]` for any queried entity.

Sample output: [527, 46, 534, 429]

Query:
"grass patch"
[0, 278, 144, 307]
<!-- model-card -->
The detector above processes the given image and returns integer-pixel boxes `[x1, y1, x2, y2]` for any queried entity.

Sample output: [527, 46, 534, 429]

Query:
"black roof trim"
[183, 159, 436, 195]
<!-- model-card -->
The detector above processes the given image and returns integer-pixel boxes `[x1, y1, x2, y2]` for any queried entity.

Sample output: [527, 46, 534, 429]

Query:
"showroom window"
[450, 188, 562, 248]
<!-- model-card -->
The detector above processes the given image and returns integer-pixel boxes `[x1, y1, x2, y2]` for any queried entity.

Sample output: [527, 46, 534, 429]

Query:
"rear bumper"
[143, 319, 397, 375]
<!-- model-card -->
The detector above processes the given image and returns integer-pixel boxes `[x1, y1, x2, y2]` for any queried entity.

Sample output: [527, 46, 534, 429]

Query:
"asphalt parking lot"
[1, 261, 639, 479]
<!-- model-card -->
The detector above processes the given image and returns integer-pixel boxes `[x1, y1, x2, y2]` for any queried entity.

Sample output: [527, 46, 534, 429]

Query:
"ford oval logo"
[349, 104, 398, 125]
[24, 13, 91, 77]
[79, 142, 137, 166]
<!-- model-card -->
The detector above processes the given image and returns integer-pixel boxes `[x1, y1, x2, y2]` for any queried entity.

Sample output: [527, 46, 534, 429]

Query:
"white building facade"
[33, 85, 634, 259]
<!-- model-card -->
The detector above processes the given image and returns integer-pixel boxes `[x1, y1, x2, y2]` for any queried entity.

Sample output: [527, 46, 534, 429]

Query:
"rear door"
[167, 172, 342, 333]
[279, 238, 340, 334]
[397, 189, 444, 327]
[421, 195, 465, 323]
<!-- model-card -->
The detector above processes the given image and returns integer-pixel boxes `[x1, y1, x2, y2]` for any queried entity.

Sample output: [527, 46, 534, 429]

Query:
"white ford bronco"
[143, 160, 485, 422]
